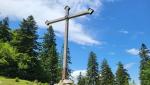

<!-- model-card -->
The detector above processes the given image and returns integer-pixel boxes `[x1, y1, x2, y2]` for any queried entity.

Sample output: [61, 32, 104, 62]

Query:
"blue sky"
[67, 0, 149, 84]
[0, 0, 150, 84]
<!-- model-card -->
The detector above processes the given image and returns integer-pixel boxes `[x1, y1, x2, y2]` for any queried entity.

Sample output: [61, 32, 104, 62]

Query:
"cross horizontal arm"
[45, 17, 66, 25]
[45, 8, 94, 25]
[69, 8, 94, 19]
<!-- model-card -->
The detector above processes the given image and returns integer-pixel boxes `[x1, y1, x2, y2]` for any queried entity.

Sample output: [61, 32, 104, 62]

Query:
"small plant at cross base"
[15, 77, 20, 82]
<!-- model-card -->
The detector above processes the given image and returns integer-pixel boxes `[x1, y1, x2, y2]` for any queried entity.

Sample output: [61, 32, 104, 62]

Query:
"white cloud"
[126, 48, 139, 56]
[104, 0, 120, 2]
[0, 0, 102, 45]
[137, 82, 141, 85]
[148, 53, 150, 56]
[105, 0, 116, 2]
[109, 52, 115, 55]
[125, 62, 136, 69]
[119, 30, 129, 34]
[71, 70, 86, 83]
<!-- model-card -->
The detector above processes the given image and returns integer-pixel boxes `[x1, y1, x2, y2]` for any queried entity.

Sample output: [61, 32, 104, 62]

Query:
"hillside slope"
[0, 76, 48, 85]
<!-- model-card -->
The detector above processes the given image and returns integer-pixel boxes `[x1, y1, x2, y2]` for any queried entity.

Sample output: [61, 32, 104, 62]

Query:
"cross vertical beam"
[62, 6, 70, 80]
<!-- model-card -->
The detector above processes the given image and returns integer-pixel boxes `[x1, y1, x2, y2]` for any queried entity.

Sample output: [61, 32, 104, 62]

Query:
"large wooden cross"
[45, 6, 94, 80]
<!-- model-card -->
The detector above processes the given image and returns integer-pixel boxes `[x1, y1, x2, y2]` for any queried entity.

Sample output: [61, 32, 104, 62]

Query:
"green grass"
[0, 76, 48, 85]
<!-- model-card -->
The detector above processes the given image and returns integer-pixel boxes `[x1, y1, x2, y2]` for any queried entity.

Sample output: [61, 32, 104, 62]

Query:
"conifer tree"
[115, 62, 130, 85]
[129, 80, 136, 85]
[77, 72, 87, 85]
[40, 26, 59, 84]
[57, 52, 63, 81]
[11, 15, 41, 80]
[60, 45, 72, 79]
[86, 51, 99, 85]
[11, 15, 38, 57]
[139, 43, 150, 85]
[77, 72, 83, 85]
[100, 59, 114, 85]
[0, 17, 12, 42]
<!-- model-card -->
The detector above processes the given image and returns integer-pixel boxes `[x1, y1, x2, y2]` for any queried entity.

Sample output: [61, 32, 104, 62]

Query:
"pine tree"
[11, 15, 38, 57]
[40, 26, 59, 84]
[115, 62, 130, 85]
[57, 52, 63, 81]
[77, 72, 87, 85]
[0, 17, 12, 42]
[100, 59, 114, 85]
[139, 43, 150, 85]
[86, 51, 99, 85]
[77, 72, 83, 85]
[59, 45, 72, 79]
[10, 15, 40, 80]
[143, 60, 150, 85]
[129, 80, 136, 85]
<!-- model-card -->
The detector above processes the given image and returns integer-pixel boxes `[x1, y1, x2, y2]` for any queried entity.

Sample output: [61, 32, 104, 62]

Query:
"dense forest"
[0, 16, 150, 85]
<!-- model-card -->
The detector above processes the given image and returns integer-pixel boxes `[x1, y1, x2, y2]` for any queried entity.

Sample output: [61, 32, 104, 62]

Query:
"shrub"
[15, 77, 19, 82]
[34, 80, 38, 83]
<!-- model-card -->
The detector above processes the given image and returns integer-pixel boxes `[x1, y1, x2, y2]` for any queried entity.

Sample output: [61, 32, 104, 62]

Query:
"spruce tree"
[77, 72, 87, 85]
[115, 62, 130, 85]
[11, 15, 40, 80]
[59, 45, 72, 79]
[57, 52, 63, 81]
[130, 80, 136, 85]
[139, 43, 150, 85]
[100, 59, 114, 85]
[11, 15, 38, 57]
[77, 72, 82, 85]
[0, 17, 12, 42]
[40, 26, 59, 84]
[86, 51, 99, 85]
[143, 60, 150, 85]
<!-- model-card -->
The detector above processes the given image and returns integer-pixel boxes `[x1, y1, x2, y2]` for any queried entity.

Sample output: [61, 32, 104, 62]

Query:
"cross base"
[54, 79, 74, 85]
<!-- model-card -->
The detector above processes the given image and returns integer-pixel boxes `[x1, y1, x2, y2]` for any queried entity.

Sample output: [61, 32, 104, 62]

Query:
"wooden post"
[45, 6, 94, 82]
